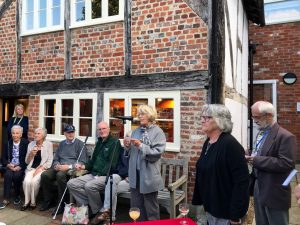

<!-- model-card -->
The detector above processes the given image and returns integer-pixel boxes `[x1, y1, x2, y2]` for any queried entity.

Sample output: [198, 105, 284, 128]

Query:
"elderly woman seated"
[0, 125, 29, 209]
[21, 127, 53, 211]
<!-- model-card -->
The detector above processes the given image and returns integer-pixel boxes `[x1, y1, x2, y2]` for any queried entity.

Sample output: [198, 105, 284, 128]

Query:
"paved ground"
[0, 165, 299, 225]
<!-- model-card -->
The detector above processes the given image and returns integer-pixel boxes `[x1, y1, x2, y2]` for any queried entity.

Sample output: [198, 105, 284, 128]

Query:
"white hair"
[11, 125, 23, 134]
[251, 101, 275, 117]
[201, 104, 233, 133]
[34, 127, 47, 139]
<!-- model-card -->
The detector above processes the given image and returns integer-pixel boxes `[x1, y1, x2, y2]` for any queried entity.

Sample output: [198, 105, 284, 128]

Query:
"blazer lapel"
[261, 123, 280, 156]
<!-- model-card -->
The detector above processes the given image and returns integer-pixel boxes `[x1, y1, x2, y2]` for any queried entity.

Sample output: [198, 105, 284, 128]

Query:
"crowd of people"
[0, 102, 299, 225]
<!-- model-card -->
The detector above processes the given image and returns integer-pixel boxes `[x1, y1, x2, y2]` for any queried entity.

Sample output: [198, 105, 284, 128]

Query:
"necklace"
[204, 143, 211, 155]
[13, 116, 23, 125]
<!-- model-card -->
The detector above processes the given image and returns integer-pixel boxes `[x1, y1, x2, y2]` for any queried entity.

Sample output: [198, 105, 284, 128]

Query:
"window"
[22, 0, 64, 36]
[264, 0, 300, 24]
[70, 0, 124, 28]
[40, 93, 98, 143]
[104, 91, 181, 152]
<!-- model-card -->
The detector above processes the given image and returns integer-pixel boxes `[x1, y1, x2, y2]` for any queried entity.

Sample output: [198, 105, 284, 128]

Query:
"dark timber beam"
[64, 0, 71, 79]
[184, 0, 208, 24]
[0, 0, 13, 20]
[0, 71, 208, 97]
[16, 0, 21, 83]
[124, 0, 132, 76]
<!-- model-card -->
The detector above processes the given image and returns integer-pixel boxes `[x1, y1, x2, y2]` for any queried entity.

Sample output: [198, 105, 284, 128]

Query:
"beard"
[255, 120, 269, 130]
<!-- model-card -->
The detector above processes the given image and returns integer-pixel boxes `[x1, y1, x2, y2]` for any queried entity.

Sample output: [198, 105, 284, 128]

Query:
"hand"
[31, 146, 39, 156]
[295, 184, 300, 206]
[14, 166, 21, 172]
[7, 163, 14, 170]
[124, 137, 131, 148]
[245, 155, 254, 164]
[131, 138, 142, 148]
[230, 220, 241, 225]
[33, 166, 44, 177]
[75, 163, 84, 171]
[125, 177, 129, 183]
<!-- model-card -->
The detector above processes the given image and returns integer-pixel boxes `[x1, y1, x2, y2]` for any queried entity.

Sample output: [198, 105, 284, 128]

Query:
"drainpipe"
[124, 0, 132, 76]
[248, 43, 256, 152]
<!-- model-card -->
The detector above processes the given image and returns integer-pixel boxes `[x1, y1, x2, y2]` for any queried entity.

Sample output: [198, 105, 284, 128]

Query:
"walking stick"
[52, 136, 89, 220]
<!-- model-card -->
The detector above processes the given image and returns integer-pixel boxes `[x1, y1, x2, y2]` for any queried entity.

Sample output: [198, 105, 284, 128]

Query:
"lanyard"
[13, 116, 23, 125]
[255, 129, 269, 151]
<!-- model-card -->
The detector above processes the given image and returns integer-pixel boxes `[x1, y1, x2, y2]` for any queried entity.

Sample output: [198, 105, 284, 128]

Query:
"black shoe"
[13, 196, 21, 205]
[20, 204, 29, 211]
[39, 201, 52, 211]
[52, 205, 64, 216]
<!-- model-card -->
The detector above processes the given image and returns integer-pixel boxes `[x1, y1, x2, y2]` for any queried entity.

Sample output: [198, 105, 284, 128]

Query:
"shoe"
[39, 201, 52, 211]
[13, 196, 21, 205]
[20, 204, 29, 211]
[52, 205, 64, 216]
[90, 211, 110, 225]
[0, 200, 9, 209]
[29, 204, 36, 210]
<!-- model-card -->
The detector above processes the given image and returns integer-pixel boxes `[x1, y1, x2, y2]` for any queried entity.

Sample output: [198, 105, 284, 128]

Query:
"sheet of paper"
[282, 169, 298, 186]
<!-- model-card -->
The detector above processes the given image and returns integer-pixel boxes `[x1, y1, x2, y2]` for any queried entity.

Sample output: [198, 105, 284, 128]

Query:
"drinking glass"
[179, 203, 189, 225]
[129, 207, 140, 224]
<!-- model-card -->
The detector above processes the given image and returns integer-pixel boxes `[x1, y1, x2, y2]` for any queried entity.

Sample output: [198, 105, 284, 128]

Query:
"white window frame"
[70, 0, 124, 29]
[21, 0, 65, 36]
[104, 91, 181, 152]
[39, 93, 98, 144]
[264, 0, 300, 25]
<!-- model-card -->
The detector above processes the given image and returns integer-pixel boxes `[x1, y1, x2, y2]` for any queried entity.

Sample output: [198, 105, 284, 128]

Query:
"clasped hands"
[124, 137, 142, 149]
[7, 163, 21, 172]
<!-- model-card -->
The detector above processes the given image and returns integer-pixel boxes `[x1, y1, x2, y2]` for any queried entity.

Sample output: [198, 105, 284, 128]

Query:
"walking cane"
[52, 136, 89, 220]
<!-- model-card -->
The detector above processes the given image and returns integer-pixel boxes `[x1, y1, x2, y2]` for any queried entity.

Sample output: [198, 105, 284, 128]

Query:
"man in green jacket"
[67, 121, 121, 217]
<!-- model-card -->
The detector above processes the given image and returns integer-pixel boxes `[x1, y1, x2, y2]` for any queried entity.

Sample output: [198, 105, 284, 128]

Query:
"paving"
[0, 165, 299, 225]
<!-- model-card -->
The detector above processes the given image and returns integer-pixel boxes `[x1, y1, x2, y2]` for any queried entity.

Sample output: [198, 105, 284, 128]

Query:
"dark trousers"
[4, 168, 24, 199]
[130, 171, 159, 221]
[41, 168, 69, 203]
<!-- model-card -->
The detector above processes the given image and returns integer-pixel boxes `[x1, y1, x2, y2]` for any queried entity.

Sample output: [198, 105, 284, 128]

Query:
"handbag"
[61, 203, 89, 225]
[249, 171, 256, 196]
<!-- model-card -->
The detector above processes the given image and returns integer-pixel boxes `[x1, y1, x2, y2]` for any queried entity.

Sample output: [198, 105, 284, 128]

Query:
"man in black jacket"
[0, 125, 29, 209]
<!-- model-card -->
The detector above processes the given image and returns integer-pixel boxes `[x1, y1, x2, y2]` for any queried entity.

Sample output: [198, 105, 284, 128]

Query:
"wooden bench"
[118, 157, 189, 218]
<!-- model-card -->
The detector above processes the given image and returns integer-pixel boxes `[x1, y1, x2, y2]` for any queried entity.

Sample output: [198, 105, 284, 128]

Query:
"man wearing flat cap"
[39, 124, 88, 214]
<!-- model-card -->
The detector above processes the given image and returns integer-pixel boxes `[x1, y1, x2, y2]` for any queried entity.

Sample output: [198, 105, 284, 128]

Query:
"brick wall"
[0, 2, 17, 83]
[163, 89, 207, 200]
[249, 22, 300, 159]
[21, 32, 65, 82]
[27, 95, 40, 140]
[131, 0, 208, 74]
[71, 22, 125, 78]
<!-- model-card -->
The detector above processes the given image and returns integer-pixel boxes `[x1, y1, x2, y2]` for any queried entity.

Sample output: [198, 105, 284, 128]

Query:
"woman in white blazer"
[21, 127, 53, 210]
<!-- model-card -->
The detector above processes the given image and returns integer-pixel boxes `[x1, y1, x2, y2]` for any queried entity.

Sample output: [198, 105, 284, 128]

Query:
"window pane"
[156, 121, 174, 142]
[45, 100, 56, 116]
[109, 0, 119, 16]
[39, 10, 47, 28]
[80, 99, 92, 117]
[61, 118, 74, 135]
[53, 0, 61, 6]
[62, 100, 73, 116]
[110, 119, 124, 139]
[253, 84, 273, 105]
[79, 119, 92, 136]
[156, 98, 174, 119]
[52, 7, 61, 25]
[109, 99, 124, 117]
[26, 12, 34, 30]
[45, 118, 55, 134]
[39, 0, 47, 9]
[92, 0, 102, 19]
[76, 0, 85, 21]
[26, 0, 34, 11]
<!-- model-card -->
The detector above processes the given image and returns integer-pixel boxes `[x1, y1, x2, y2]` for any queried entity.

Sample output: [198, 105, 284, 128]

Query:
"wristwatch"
[69, 164, 73, 170]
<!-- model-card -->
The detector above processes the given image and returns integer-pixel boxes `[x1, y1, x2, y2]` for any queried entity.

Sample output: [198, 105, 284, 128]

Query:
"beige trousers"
[23, 169, 43, 205]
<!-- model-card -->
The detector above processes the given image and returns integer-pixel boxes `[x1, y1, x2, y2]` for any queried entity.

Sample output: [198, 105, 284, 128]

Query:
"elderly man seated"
[0, 125, 29, 209]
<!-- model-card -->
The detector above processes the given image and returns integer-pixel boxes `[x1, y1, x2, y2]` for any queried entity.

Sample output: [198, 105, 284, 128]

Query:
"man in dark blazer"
[246, 101, 297, 225]
[0, 125, 29, 209]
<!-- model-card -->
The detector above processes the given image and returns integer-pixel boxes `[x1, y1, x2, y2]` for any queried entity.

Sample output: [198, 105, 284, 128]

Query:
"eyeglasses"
[97, 128, 108, 131]
[200, 115, 212, 122]
[251, 114, 266, 120]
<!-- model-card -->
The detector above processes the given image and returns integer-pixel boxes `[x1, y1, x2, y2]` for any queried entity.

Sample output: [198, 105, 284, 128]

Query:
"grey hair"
[251, 101, 275, 117]
[34, 127, 47, 139]
[201, 104, 233, 133]
[11, 125, 23, 134]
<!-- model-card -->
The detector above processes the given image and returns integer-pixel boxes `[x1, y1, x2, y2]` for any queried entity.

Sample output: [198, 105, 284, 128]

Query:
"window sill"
[70, 15, 124, 29]
[21, 26, 64, 37]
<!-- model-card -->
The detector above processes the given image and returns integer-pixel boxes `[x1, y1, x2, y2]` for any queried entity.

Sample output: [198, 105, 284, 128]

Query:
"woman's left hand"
[131, 138, 142, 148]
[33, 166, 44, 177]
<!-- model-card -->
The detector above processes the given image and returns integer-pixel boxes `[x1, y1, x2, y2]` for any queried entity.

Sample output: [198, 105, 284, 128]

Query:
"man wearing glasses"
[246, 101, 297, 225]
